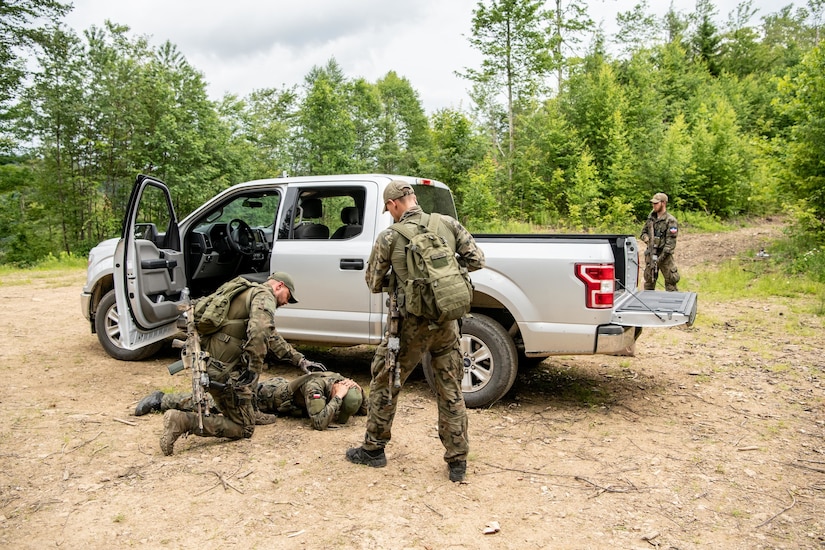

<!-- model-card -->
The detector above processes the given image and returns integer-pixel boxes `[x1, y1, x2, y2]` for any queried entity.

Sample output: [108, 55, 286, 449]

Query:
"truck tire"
[422, 313, 518, 408]
[95, 290, 164, 361]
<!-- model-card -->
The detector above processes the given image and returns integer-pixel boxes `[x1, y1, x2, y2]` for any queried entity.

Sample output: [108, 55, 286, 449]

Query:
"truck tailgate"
[612, 290, 698, 327]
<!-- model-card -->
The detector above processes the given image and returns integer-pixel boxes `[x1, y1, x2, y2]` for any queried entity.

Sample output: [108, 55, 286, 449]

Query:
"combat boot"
[159, 410, 195, 456]
[448, 460, 466, 482]
[345, 446, 387, 468]
[134, 390, 164, 416]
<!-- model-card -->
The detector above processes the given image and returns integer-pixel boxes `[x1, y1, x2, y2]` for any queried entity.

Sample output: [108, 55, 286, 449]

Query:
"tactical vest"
[201, 286, 257, 366]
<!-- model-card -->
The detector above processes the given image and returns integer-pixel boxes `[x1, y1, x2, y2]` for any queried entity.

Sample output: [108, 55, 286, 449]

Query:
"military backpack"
[192, 276, 256, 335]
[390, 213, 473, 323]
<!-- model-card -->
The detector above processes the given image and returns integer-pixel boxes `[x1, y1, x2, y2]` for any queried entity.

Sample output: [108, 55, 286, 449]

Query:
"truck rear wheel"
[95, 290, 164, 361]
[422, 313, 518, 408]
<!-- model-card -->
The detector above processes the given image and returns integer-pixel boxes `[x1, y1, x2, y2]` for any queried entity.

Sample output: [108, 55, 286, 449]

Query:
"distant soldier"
[640, 193, 680, 291]
[135, 372, 366, 431]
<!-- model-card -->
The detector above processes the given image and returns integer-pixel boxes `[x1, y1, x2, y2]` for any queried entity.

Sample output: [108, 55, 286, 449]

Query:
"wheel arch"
[90, 274, 114, 334]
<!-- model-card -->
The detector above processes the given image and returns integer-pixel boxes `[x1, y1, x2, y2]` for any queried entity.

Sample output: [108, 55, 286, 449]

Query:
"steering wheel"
[226, 219, 255, 256]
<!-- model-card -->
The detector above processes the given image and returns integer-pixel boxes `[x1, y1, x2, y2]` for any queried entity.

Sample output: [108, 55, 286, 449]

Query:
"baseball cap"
[383, 180, 415, 212]
[337, 387, 363, 424]
[268, 271, 298, 303]
[650, 192, 668, 204]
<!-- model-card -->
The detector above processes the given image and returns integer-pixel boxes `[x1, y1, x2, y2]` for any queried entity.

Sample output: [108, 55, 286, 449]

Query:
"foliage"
[0, 0, 70, 136]
[774, 44, 825, 229]
[1, 1, 824, 270]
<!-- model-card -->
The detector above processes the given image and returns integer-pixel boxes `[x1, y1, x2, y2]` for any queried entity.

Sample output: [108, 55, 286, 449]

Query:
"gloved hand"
[298, 358, 327, 373]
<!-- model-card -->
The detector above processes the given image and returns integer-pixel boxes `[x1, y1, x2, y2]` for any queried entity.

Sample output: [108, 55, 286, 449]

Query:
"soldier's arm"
[245, 289, 304, 372]
[365, 230, 393, 293]
[303, 379, 343, 431]
[447, 217, 485, 272]
[662, 218, 678, 255]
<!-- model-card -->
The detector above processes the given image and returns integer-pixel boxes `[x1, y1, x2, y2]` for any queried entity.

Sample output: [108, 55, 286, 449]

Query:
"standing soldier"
[640, 192, 680, 291]
[345, 180, 485, 483]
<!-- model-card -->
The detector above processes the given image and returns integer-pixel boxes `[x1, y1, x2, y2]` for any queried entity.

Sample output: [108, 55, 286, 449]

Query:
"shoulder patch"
[669, 227, 678, 234]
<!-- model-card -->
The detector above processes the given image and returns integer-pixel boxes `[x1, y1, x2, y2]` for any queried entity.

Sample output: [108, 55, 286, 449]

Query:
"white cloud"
[63, 0, 806, 113]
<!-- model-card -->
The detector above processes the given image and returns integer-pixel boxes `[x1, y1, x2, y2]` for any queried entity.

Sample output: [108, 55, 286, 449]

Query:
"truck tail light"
[575, 263, 615, 309]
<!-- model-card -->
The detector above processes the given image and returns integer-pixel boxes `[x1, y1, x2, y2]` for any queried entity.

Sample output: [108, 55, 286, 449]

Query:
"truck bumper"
[80, 291, 92, 322]
[595, 324, 637, 355]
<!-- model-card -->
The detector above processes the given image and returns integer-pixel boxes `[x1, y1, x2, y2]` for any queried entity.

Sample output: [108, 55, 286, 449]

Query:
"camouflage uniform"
[640, 211, 680, 291]
[157, 372, 366, 430]
[189, 282, 308, 441]
[360, 204, 485, 463]
[256, 373, 367, 430]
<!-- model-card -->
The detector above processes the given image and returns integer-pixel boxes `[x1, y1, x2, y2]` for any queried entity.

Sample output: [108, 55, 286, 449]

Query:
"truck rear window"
[414, 185, 458, 218]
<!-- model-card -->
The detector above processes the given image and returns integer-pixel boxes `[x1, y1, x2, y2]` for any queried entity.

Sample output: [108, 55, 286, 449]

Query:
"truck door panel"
[271, 184, 375, 344]
[114, 176, 184, 348]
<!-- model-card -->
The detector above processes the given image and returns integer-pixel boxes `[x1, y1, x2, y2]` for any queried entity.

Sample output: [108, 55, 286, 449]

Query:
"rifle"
[647, 217, 659, 285]
[169, 288, 211, 433]
[384, 289, 402, 406]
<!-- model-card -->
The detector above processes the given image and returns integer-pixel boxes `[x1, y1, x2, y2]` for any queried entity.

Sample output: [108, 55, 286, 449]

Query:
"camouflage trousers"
[362, 316, 468, 463]
[644, 251, 680, 291]
[179, 361, 259, 440]
[256, 377, 304, 417]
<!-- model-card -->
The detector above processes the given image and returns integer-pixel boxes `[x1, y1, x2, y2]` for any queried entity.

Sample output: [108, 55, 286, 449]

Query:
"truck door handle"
[340, 258, 364, 270]
[141, 258, 178, 270]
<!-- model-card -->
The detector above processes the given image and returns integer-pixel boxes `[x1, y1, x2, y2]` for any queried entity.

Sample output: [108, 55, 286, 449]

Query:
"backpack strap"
[390, 212, 429, 244]
[426, 212, 441, 234]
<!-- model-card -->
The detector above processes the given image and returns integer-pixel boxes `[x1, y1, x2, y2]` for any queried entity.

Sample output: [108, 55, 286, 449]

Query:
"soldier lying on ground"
[135, 372, 367, 431]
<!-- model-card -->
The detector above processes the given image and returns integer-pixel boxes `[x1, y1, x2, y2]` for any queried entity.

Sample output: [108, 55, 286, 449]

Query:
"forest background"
[0, 0, 824, 286]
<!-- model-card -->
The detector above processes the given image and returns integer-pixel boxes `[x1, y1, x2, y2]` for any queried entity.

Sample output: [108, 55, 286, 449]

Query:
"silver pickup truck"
[81, 174, 697, 407]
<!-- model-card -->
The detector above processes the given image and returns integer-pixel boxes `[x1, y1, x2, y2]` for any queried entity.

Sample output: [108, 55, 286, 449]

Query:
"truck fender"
[422, 313, 518, 408]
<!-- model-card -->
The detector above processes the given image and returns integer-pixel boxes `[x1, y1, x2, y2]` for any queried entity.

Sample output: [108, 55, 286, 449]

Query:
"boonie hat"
[383, 180, 414, 212]
[268, 271, 298, 303]
[650, 192, 668, 204]
[337, 387, 363, 424]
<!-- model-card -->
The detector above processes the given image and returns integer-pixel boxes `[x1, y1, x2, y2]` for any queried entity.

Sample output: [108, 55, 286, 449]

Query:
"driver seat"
[293, 198, 329, 239]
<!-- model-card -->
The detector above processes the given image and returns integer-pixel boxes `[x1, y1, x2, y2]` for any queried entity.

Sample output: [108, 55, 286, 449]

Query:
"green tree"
[18, 25, 89, 254]
[690, 0, 723, 76]
[566, 148, 601, 230]
[232, 86, 297, 178]
[684, 99, 749, 216]
[0, 0, 70, 147]
[462, 154, 500, 226]
[719, 0, 768, 77]
[424, 108, 486, 205]
[347, 77, 381, 172]
[548, 0, 594, 90]
[374, 71, 430, 174]
[294, 59, 356, 175]
[514, 98, 580, 219]
[461, 0, 554, 173]
[614, 0, 661, 55]
[775, 44, 825, 234]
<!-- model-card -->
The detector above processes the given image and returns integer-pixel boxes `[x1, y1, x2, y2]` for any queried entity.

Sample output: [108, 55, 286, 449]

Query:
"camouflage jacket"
[640, 211, 678, 256]
[256, 373, 367, 430]
[202, 284, 304, 374]
[365, 205, 486, 294]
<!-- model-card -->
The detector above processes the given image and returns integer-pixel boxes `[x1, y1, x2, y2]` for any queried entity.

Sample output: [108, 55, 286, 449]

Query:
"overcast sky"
[63, 0, 806, 114]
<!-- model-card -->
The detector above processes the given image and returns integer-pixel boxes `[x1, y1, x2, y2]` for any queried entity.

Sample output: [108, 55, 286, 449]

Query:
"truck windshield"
[414, 185, 457, 218]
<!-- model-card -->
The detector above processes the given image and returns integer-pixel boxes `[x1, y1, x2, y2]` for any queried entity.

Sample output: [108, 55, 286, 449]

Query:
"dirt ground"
[1, 219, 823, 550]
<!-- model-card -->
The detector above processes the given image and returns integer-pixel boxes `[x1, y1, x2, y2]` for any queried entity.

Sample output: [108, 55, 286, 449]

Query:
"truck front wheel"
[95, 290, 164, 361]
[422, 313, 518, 408]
